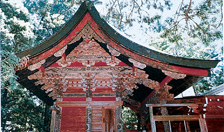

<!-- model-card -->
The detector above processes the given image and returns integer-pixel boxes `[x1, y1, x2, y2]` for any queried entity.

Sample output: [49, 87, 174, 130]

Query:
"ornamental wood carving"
[129, 58, 146, 69]
[28, 59, 46, 71]
[26, 25, 174, 103]
[27, 39, 163, 100]
[162, 70, 186, 79]
[16, 55, 30, 70]
[54, 45, 67, 57]
[68, 24, 105, 44]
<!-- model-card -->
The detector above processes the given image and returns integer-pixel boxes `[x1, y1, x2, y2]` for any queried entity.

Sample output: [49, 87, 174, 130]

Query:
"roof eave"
[16, 2, 89, 58]
[87, 4, 220, 69]
[17, 2, 220, 69]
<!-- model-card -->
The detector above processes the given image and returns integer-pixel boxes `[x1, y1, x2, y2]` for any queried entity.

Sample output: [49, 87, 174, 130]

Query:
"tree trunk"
[44, 104, 51, 132]
[1, 89, 8, 131]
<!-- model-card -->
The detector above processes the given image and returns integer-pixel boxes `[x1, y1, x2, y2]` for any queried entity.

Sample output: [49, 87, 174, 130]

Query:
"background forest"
[1, 0, 223, 131]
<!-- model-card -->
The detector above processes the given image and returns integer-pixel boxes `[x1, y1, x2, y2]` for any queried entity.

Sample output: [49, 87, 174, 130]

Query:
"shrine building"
[16, 2, 223, 132]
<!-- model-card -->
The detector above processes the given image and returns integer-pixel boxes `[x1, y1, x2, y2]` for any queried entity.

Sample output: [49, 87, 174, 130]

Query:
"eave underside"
[16, 37, 206, 106]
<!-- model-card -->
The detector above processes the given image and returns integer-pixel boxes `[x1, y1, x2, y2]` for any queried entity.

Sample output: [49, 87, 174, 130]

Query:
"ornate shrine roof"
[16, 2, 219, 106]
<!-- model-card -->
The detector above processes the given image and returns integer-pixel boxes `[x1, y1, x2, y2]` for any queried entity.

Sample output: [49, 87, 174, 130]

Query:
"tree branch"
[185, 0, 192, 22]
[117, 0, 123, 28]
[217, 2, 223, 28]
[106, 0, 117, 20]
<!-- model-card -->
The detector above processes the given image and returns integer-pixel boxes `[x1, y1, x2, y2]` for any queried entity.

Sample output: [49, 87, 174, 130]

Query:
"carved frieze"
[27, 38, 173, 102]
[66, 40, 121, 67]
[68, 24, 105, 44]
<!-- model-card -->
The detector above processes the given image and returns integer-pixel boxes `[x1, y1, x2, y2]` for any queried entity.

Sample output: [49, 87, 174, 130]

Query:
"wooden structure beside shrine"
[16, 2, 222, 132]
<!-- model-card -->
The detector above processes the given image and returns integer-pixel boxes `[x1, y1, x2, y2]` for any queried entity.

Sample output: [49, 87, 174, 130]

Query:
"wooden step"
[92, 124, 102, 128]
[92, 121, 102, 124]
[92, 115, 102, 119]
[92, 126, 102, 130]
[92, 110, 102, 114]
[92, 113, 102, 116]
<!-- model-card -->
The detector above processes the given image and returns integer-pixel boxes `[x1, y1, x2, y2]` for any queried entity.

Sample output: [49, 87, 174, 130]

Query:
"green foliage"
[23, 0, 79, 44]
[196, 65, 224, 93]
[1, 1, 50, 131]
[0, 0, 34, 91]
[122, 107, 138, 130]
[1, 87, 50, 131]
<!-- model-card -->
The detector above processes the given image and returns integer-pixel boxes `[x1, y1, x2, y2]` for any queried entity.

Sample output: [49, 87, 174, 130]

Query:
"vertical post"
[50, 110, 56, 132]
[184, 120, 187, 132]
[116, 105, 123, 132]
[184, 120, 191, 132]
[199, 115, 208, 132]
[141, 115, 146, 132]
[50, 103, 61, 132]
[161, 107, 170, 132]
[149, 106, 156, 132]
[86, 105, 92, 132]
[168, 120, 172, 132]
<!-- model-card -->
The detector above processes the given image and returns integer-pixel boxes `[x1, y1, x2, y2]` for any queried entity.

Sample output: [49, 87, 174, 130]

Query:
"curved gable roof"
[17, 2, 219, 69]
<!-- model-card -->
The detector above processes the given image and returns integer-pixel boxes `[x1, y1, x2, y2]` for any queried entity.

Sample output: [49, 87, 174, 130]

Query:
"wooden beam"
[159, 76, 173, 87]
[146, 103, 198, 107]
[141, 90, 155, 105]
[153, 115, 199, 121]
[149, 106, 156, 132]
[199, 115, 208, 132]
[170, 65, 209, 76]
[57, 101, 123, 107]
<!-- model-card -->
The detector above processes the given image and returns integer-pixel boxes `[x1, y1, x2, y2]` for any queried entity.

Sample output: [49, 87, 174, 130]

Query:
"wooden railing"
[146, 103, 207, 132]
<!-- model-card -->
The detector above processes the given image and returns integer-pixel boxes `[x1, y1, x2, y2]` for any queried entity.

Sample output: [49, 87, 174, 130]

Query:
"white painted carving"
[54, 45, 67, 57]
[107, 45, 121, 56]
[162, 70, 186, 79]
[128, 58, 146, 69]
[16, 55, 30, 70]
[28, 59, 46, 71]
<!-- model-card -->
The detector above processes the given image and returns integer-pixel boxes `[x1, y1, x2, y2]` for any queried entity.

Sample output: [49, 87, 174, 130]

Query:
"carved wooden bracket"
[162, 70, 186, 79]
[128, 58, 146, 69]
[107, 45, 121, 56]
[16, 55, 30, 71]
[54, 45, 67, 57]
[28, 59, 46, 71]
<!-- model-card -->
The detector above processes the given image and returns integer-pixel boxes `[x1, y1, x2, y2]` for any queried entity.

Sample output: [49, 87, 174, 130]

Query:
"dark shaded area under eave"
[19, 78, 55, 106]
[169, 75, 203, 96]
[130, 84, 154, 102]
[129, 76, 203, 103]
